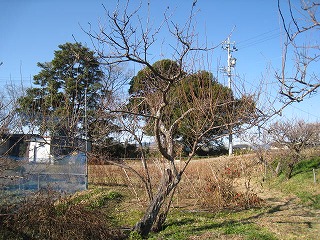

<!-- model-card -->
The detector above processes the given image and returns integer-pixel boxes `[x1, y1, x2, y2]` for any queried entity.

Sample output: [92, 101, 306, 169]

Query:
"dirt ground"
[252, 186, 320, 239]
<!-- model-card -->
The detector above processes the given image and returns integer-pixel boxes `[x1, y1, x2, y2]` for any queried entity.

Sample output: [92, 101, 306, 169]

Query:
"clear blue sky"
[0, 0, 318, 122]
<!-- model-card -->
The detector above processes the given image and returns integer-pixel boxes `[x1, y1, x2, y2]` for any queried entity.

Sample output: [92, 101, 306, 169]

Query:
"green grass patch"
[292, 156, 320, 176]
[270, 156, 320, 209]
[55, 188, 124, 214]
[296, 191, 320, 209]
[145, 209, 276, 240]
[224, 222, 277, 240]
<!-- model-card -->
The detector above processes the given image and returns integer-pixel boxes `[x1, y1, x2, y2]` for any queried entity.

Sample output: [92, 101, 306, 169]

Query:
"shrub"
[1, 190, 125, 240]
[200, 173, 263, 211]
[178, 161, 264, 212]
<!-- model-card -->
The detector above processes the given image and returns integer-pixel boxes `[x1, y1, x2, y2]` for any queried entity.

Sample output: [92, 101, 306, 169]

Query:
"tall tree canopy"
[17, 42, 115, 153]
[128, 59, 256, 153]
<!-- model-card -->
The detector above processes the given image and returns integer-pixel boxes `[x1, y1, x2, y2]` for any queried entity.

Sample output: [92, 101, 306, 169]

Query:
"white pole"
[226, 37, 233, 156]
[85, 87, 88, 190]
[223, 37, 237, 156]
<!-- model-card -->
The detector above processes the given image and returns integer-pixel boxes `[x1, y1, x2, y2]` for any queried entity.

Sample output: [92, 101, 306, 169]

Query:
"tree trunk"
[287, 164, 294, 179]
[152, 186, 177, 233]
[133, 168, 180, 237]
[287, 154, 299, 179]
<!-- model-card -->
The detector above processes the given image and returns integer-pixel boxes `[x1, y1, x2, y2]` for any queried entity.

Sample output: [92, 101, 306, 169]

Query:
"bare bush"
[268, 119, 320, 178]
[1, 190, 125, 240]
[175, 159, 263, 212]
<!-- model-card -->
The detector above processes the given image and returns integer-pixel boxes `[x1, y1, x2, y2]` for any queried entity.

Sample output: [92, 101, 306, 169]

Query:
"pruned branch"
[277, 0, 320, 103]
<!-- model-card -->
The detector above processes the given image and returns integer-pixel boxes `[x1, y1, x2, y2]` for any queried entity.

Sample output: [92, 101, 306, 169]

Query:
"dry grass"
[175, 157, 264, 211]
[88, 155, 264, 212]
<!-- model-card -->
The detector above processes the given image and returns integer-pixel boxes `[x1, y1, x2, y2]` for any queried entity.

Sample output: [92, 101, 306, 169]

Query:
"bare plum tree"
[0, 83, 27, 188]
[87, 1, 263, 237]
[268, 119, 320, 179]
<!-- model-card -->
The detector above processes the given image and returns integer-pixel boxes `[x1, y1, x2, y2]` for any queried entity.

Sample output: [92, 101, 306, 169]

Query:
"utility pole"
[222, 37, 237, 156]
[84, 87, 88, 190]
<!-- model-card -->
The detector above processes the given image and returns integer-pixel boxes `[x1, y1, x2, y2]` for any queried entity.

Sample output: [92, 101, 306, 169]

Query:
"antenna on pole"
[222, 37, 237, 156]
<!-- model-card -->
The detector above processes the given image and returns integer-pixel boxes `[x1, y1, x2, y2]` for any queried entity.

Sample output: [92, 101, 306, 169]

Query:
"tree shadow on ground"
[161, 218, 245, 238]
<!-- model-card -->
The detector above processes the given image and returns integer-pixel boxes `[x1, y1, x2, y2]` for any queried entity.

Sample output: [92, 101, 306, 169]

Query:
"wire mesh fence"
[0, 153, 87, 202]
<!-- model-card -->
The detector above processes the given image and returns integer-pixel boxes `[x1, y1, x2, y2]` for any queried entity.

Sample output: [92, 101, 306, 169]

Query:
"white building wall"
[28, 137, 52, 163]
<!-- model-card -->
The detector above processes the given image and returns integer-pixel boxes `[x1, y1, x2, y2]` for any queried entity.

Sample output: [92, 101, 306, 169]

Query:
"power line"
[238, 33, 280, 49]
[220, 29, 319, 124]
[233, 72, 320, 121]
[237, 28, 281, 49]
[237, 28, 279, 45]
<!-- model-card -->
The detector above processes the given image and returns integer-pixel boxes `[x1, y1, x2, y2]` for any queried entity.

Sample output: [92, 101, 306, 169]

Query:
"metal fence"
[0, 153, 87, 201]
